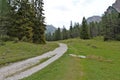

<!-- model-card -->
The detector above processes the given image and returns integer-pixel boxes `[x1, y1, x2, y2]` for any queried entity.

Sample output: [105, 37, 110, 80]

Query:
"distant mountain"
[46, 25, 56, 34]
[86, 0, 120, 24]
[87, 16, 101, 23]
[113, 0, 120, 13]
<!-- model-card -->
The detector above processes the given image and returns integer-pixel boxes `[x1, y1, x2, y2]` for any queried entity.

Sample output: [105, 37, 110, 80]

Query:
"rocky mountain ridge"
[113, 0, 120, 12]
[86, 0, 120, 23]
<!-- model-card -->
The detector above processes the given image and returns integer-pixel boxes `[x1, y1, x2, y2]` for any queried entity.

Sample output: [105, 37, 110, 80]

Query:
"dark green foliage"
[54, 28, 61, 41]
[0, 40, 5, 46]
[46, 22, 80, 41]
[0, 17, 7, 36]
[89, 22, 99, 38]
[4, 0, 46, 44]
[80, 17, 90, 39]
[115, 34, 120, 41]
[46, 7, 120, 42]
[102, 8, 120, 41]
[62, 26, 69, 40]
[116, 13, 120, 41]
[46, 32, 53, 41]
[97, 21, 104, 36]
[0, 0, 9, 16]
[0, 35, 13, 42]
[72, 23, 80, 38]
[0, 0, 10, 40]
[8, 0, 34, 42]
[69, 21, 74, 38]
[32, 0, 46, 44]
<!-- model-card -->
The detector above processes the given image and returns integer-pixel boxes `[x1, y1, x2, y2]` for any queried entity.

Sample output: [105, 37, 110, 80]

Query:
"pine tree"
[54, 28, 61, 41]
[46, 32, 53, 41]
[89, 22, 98, 38]
[32, 0, 46, 44]
[80, 17, 90, 39]
[0, 0, 10, 38]
[97, 21, 103, 36]
[7, 0, 35, 42]
[62, 26, 68, 40]
[69, 21, 73, 38]
[73, 23, 80, 38]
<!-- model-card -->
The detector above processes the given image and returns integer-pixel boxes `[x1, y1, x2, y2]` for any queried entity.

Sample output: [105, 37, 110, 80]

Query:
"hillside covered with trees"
[46, 4, 120, 41]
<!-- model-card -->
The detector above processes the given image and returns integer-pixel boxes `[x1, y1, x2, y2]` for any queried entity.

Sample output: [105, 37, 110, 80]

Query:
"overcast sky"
[44, 0, 116, 29]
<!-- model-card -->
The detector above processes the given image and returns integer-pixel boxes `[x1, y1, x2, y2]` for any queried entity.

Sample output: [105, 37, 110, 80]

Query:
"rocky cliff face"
[113, 0, 120, 12]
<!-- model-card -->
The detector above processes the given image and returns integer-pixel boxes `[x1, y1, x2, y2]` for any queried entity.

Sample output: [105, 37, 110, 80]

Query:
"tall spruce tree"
[32, 0, 46, 44]
[62, 26, 68, 40]
[69, 21, 73, 38]
[80, 17, 90, 39]
[54, 28, 61, 41]
[89, 22, 98, 38]
[73, 23, 80, 38]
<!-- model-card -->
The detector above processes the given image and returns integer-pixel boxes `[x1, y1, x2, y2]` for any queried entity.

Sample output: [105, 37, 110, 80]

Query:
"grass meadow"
[0, 41, 58, 67]
[23, 37, 120, 80]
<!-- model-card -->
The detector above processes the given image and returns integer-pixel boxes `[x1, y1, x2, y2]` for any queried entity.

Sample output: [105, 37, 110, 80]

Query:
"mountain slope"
[46, 25, 56, 34]
[87, 16, 101, 23]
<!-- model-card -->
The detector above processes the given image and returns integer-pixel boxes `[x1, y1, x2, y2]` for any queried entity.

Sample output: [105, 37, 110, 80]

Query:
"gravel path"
[0, 43, 68, 80]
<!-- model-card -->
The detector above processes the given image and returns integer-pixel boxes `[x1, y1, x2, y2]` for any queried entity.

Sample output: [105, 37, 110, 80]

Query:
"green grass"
[22, 53, 83, 80]
[0, 41, 58, 67]
[23, 37, 120, 80]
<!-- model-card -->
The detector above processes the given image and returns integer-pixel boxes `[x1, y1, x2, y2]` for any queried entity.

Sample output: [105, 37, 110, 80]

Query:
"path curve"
[0, 43, 68, 80]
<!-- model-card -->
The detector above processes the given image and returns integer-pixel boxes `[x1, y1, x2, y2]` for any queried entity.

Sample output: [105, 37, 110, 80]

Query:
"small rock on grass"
[69, 54, 86, 59]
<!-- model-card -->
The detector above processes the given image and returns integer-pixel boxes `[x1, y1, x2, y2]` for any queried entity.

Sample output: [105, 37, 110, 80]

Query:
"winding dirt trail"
[0, 43, 68, 80]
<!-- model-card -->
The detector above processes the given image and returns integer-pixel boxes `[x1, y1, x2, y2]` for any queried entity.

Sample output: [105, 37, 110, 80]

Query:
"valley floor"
[23, 37, 120, 80]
